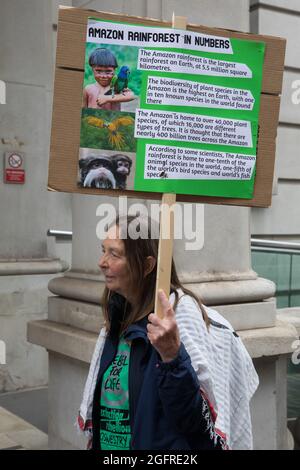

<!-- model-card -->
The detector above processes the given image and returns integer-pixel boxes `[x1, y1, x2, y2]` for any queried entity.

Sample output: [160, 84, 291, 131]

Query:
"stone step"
[0, 407, 48, 450]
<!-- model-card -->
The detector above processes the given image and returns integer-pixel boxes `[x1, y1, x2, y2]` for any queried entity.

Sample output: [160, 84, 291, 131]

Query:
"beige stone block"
[5, 429, 48, 451]
[0, 433, 18, 450]
[163, 0, 249, 30]
[240, 319, 298, 358]
[0, 0, 48, 85]
[257, 10, 300, 67]
[280, 71, 300, 125]
[214, 299, 276, 330]
[1, 312, 48, 392]
[251, 182, 300, 235]
[251, 0, 300, 11]
[0, 407, 31, 434]
[277, 308, 300, 335]
[72, 0, 126, 14]
[48, 296, 102, 333]
[27, 320, 98, 364]
[276, 126, 300, 181]
[0, 407, 48, 450]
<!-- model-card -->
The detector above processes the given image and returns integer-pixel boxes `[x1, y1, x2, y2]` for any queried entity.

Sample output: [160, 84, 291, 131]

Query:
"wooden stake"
[154, 14, 187, 318]
[154, 193, 176, 318]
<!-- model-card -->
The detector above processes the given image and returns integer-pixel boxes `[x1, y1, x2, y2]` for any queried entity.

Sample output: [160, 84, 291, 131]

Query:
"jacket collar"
[124, 316, 149, 342]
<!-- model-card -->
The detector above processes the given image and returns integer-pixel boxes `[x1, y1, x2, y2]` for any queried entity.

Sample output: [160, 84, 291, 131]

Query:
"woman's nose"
[99, 254, 108, 269]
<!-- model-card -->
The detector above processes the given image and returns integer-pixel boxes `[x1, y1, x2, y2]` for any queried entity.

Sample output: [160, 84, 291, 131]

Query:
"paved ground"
[0, 407, 48, 450]
[0, 387, 47, 433]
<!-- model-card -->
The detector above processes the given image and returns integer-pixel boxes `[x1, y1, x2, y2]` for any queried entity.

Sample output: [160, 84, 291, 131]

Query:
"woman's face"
[98, 225, 132, 299]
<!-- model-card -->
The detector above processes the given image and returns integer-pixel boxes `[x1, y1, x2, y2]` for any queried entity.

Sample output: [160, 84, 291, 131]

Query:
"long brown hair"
[101, 215, 210, 334]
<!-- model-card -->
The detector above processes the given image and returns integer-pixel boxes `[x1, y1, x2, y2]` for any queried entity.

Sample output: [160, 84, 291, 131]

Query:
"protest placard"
[49, 7, 286, 207]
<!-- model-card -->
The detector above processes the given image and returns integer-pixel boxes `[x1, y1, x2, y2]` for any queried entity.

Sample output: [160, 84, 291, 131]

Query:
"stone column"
[0, 0, 72, 393]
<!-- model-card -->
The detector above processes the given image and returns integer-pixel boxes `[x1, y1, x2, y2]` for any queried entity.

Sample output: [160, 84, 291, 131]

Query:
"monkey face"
[112, 155, 132, 176]
[79, 156, 116, 189]
[89, 160, 107, 170]
[110, 154, 133, 190]
[115, 159, 131, 176]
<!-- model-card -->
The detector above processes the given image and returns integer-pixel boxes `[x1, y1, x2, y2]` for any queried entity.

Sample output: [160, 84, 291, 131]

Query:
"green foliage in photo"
[80, 108, 136, 152]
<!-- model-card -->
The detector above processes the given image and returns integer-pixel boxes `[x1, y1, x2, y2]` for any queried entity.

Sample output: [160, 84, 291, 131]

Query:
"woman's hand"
[147, 290, 181, 363]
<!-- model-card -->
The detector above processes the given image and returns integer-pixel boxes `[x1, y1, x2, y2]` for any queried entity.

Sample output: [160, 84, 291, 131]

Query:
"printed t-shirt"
[100, 336, 131, 450]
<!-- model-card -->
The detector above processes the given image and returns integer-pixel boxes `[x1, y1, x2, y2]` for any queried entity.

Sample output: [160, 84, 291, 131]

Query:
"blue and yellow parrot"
[104, 65, 130, 98]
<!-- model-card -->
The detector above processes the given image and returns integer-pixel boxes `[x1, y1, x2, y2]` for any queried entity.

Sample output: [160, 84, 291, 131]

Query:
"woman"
[77, 215, 259, 450]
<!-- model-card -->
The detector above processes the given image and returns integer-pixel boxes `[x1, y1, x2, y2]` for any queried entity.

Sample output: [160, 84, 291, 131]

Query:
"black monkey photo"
[78, 155, 116, 189]
[111, 154, 132, 190]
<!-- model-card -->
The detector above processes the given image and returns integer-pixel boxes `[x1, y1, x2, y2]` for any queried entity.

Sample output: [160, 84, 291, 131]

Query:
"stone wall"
[250, 0, 300, 242]
[0, 0, 72, 392]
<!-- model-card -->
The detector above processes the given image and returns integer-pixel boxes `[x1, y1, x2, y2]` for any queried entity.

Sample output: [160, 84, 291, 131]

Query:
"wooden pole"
[154, 14, 187, 318]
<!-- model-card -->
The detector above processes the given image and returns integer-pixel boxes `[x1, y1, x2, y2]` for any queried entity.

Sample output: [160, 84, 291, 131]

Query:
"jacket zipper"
[128, 339, 135, 450]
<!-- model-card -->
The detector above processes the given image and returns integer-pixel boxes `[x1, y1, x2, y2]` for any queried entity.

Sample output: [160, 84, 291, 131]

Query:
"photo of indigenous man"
[78, 148, 135, 191]
[82, 47, 136, 111]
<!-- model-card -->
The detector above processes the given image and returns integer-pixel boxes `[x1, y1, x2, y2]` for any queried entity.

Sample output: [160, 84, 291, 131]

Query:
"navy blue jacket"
[91, 294, 225, 450]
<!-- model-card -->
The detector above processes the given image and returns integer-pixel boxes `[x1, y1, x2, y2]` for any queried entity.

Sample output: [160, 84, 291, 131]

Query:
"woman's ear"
[144, 256, 156, 277]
